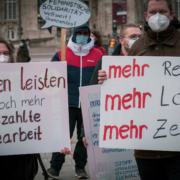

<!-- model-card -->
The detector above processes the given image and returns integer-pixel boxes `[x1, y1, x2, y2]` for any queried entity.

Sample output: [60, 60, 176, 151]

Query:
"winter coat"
[128, 17, 180, 159]
[16, 45, 29, 62]
[51, 36, 102, 108]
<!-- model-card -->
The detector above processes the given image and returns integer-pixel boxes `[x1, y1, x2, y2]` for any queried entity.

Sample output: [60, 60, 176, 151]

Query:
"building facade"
[0, 0, 179, 47]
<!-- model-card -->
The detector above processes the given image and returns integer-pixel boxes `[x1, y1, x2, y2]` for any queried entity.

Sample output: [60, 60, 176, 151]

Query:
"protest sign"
[80, 85, 140, 180]
[0, 62, 70, 156]
[99, 56, 180, 151]
[39, 0, 92, 61]
[39, 0, 91, 29]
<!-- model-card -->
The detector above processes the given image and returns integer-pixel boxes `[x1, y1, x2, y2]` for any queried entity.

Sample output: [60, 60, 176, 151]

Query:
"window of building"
[6, 29, 15, 39]
[4, 0, 17, 20]
[175, 0, 180, 19]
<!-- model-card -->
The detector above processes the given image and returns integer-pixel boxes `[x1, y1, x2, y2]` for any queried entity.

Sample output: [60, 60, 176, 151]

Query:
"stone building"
[0, 0, 179, 47]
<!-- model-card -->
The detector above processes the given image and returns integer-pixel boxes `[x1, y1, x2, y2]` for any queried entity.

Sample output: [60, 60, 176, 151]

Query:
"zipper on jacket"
[78, 45, 82, 108]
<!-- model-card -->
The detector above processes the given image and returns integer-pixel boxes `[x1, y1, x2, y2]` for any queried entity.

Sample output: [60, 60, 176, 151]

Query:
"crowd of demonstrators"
[16, 39, 30, 62]
[45, 23, 102, 180]
[91, 29, 107, 55]
[85, 0, 180, 180]
[2, 0, 180, 179]
[81, 23, 141, 147]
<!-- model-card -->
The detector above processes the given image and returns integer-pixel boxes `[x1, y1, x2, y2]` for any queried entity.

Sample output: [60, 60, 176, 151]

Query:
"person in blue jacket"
[46, 24, 102, 179]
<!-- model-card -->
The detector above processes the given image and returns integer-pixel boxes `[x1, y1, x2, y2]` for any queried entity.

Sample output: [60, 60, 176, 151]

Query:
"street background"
[14, 46, 111, 62]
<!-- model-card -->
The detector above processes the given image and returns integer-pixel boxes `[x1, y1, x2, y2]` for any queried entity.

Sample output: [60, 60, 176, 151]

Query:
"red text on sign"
[103, 120, 148, 141]
[109, 59, 149, 79]
[105, 88, 151, 111]
[0, 79, 11, 92]
[21, 67, 66, 90]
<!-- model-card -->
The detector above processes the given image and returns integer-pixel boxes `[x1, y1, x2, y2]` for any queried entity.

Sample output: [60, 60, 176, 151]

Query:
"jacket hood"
[67, 36, 94, 56]
[72, 23, 91, 43]
[144, 16, 180, 31]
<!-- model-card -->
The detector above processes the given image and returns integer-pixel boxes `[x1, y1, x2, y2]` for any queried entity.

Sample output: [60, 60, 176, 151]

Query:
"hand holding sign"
[60, 139, 73, 155]
[40, 0, 91, 29]
[98, 70, 108, 84]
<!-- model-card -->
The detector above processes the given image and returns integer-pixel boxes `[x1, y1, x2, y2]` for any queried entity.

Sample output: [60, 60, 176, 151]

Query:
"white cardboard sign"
[0, 62, 70, 156]
[40, 0, 91, 29]
[80, 85, 140, 180]
[100, 56, 180, 151]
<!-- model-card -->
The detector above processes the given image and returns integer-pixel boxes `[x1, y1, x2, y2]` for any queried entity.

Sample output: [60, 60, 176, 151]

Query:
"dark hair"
[0, 37, 14, 63]
[91, 29, 103, 47]
[20, 39, 26, 43]
[145, 0, 172, 12]
[120, 23, 139, 38]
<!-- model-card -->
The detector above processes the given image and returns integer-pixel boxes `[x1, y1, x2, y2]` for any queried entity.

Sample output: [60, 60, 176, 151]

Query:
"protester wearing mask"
[0, 37, 73, 180]
[0, 37, 28, 180]
[46, 24, 102, 179]
[81, 24, 141, 148]
[128, 0, 180, 180]
[0, 39, 14, 63]
[16, 39, 29, 62]
[85, 24, 141, 85]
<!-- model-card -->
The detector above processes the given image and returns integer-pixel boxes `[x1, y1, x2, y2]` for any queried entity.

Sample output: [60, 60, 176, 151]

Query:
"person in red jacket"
[46, 24, 102, 180]
[91, 29, 107, 55]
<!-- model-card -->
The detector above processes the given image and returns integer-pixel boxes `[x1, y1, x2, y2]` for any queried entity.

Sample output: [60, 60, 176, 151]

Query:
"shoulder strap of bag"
[35, 154, 49, 180]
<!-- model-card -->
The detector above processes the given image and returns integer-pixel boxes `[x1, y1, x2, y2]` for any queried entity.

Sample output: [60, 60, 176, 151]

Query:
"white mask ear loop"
[122, 38, 130, 49]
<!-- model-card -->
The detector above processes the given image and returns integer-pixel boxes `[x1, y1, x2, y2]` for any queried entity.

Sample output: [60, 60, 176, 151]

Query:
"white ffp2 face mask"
[0, 55, 9, 63]
[148, 13, 170, 33]
[124, 37, 139, 49]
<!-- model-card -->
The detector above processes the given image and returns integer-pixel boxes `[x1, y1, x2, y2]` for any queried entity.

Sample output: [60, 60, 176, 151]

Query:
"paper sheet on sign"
[0, 62, 70, 156]
[40, 0, 91, 29]
[99, 56, 180, 152]
[80, 85, 140, 180]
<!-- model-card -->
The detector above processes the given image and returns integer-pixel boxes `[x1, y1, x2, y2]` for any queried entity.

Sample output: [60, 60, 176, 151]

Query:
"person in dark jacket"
[81, 23, 141, 146]
[0, 37, 72, 180]
[0, 37, 27, 180]
[0, 38, 38, 180]
[91, 29, 107, 55]
[128, 1, 180, 180]
[46, 24, 102, 179]
[85, 0, 180, 180]
[16, 39, 29, 62]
